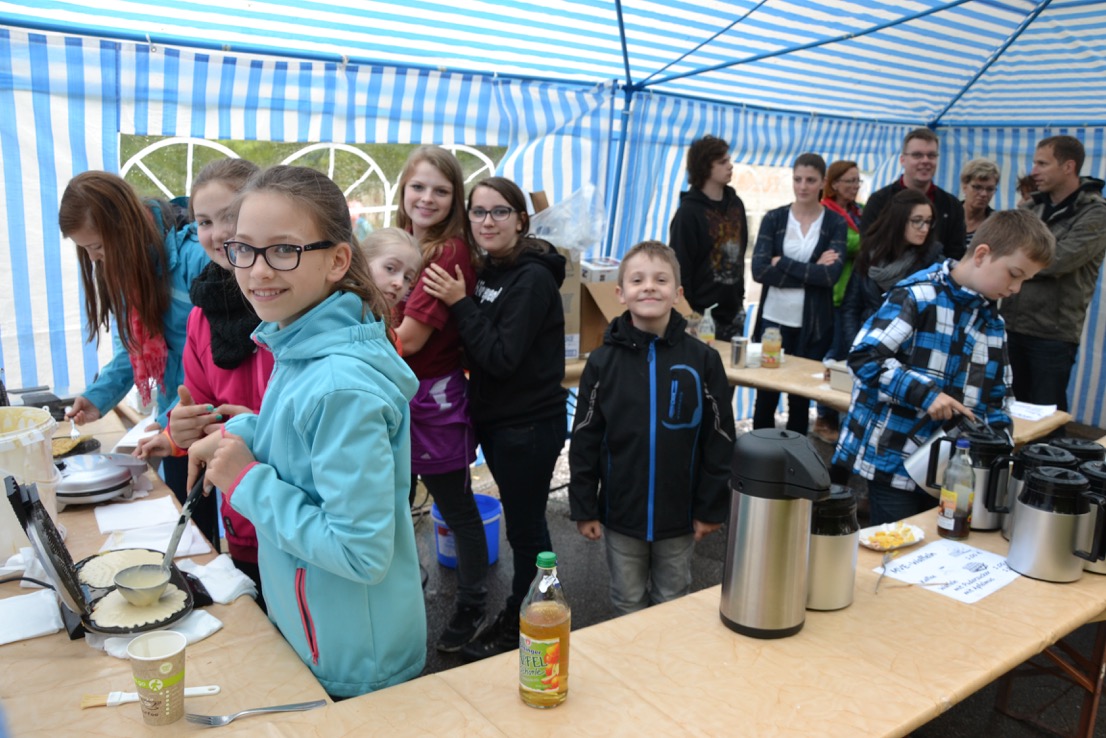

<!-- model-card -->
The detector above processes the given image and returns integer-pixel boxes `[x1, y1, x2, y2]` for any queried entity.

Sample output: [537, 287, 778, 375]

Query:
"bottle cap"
[956, 438, 970, 449]
[536, 551, 557, 568]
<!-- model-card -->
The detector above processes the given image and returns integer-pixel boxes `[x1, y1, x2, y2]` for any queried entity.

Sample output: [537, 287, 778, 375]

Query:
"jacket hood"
[605, 309, 689, 349]
[486, 244, 566, 288]
[679, 185, 740, 210]
[252, 291, 416, 395]
[900, 259, 989, 311]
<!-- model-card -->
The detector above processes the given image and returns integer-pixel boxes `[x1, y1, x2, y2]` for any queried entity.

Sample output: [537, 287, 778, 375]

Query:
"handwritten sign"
[874, 539, 1019, 603]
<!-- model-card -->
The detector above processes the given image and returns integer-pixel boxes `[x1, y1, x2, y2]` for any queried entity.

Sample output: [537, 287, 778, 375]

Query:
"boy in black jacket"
[569, 241, 734, 615]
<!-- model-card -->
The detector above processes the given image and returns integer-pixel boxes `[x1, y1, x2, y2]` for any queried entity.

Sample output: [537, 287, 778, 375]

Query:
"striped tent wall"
[936, 124, 1106, 429]
[0, 29, 117, 396]
[0, 31, 613, 395]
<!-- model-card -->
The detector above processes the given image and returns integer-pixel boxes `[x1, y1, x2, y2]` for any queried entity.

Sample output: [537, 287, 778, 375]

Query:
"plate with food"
[858, 522, 925, 551]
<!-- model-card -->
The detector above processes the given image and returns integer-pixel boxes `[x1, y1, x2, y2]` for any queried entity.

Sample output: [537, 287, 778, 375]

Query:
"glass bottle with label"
[938, 438, 974, 539]
[519, 551, 570, 708]
[761, 327, 783, 368]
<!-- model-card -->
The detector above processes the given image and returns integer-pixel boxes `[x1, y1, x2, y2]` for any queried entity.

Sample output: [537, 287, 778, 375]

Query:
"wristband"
[164, 430, 188, 458]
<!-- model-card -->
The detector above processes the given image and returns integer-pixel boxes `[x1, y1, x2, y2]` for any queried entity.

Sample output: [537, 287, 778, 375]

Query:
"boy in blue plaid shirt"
[833, 210, 1055, 524]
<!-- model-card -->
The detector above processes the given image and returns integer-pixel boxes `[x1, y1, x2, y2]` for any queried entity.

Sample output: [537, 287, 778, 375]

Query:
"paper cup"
[127, 630, 186, 725]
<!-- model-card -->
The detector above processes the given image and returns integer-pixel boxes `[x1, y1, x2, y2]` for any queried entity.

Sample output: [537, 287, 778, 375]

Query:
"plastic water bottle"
[519, 551, 570, 708]
[699, 304, 716, 346]
[938, 438, 974, 540]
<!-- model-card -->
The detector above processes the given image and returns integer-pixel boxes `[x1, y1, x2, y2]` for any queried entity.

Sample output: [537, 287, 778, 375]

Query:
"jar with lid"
[761, 327, 782, 368]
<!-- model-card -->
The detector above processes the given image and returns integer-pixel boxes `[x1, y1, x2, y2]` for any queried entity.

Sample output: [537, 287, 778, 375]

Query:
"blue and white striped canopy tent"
[1, 0, 1105, 426]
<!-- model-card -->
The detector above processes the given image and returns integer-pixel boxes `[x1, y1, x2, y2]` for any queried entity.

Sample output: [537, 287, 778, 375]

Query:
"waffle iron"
[4, 475, 193, 639]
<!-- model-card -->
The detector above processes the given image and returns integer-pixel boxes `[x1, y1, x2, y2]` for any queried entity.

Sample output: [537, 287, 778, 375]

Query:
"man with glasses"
[669, 135, 749, 341]
[860, 128, 967, 259]
[1000, 135, 1106, 412]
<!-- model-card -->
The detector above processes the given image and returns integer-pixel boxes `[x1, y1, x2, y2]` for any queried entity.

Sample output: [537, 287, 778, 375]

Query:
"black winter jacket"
[568, 310, 734, 541]
[451, 245, 568, 429]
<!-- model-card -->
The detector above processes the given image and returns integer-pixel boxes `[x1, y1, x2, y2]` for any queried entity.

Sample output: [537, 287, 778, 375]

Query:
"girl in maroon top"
[394, 146, 488, 652]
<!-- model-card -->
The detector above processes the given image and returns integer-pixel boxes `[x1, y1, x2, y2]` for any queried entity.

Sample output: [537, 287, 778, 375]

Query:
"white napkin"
[1, 547, 54, 588]
[110, 410, 160, 453]
[98, 521, 211, 558]
[176, 555, 258, 605]
[1009, 400, 1058, 421]
[84, 609, 224, 658]
[94, 496, 180, 534]
[0, 589, 64, 644]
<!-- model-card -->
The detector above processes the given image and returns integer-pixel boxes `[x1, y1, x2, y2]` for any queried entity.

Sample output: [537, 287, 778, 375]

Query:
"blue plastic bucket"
[431, 493, 501, 568]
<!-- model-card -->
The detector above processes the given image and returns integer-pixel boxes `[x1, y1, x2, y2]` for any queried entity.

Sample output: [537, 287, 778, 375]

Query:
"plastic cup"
[126, 630, 187, 725]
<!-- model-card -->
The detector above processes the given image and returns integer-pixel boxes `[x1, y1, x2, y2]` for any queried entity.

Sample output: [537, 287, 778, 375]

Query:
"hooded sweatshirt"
[568, 310, 734, 541]
[450, 244, 568, 429]
[224, 290, 424, 698]
[668, 186, 749, 337]
[1002, 177, 1106, 345]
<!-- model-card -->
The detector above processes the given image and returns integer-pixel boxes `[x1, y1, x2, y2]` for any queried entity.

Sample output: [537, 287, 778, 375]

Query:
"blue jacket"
[568, 310, 734, 541]
[832, 261, 1011, 490]
[83, 211, 207, 426]
[225, 291, 424, 698]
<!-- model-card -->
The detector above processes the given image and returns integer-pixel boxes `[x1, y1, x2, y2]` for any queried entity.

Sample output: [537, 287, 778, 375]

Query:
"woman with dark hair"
[813, 160, 864, 444]
[751, 153, 846, 436]
[423, 176, 567, 661]
[840, 189, 942, 346]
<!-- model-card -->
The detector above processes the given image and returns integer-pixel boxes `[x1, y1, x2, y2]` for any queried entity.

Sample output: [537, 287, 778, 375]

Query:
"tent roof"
[6, 0, 1104, 126]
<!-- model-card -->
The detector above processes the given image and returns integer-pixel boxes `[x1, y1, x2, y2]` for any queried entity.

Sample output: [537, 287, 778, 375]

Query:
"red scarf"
[127, 308, 168, 406]
[821, 197, 861, 232]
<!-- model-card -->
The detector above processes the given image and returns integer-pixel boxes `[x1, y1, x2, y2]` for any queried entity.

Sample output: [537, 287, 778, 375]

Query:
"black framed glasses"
[908, 217, 935, 230]
[468, 206, 516, 222]
[223, 241, 335, 271]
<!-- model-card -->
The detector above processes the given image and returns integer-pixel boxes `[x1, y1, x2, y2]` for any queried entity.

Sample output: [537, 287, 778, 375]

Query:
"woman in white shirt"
[750, 153, 847, 434]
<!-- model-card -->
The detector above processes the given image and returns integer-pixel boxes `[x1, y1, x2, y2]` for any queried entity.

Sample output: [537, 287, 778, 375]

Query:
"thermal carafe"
[959, 427, 1012, 530]
[807, 485, 859, 611]
[1006, 467, 1106, 583]
[987, 443, 1077, 541]
[1049, 437, 1106, 464]
[720, 430, 830, 638]
[1079, 461, 1106, 574]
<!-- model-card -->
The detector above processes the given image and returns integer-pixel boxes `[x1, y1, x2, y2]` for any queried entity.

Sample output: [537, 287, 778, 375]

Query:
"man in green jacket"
[1001, 135, 1106, 411]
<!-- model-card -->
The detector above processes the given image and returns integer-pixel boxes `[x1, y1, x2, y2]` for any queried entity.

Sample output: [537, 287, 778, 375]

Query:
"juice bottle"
[937, 438, 974, 540]
[519, 551, 570, 708]
[761, 327, 782, 368]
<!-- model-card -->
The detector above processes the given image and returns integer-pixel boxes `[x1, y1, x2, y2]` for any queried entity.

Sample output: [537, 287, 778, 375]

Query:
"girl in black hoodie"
[423, 177, 567, 661]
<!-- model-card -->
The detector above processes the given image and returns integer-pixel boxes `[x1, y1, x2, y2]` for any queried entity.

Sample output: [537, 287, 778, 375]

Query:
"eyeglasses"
[837, 177, 862, 185]
[223, 240, 336, 271]
[905, 151, 940, 161]
[969, 183, 997, 195]
[908, 217, 935, 230]
[468, 207, 516, 222]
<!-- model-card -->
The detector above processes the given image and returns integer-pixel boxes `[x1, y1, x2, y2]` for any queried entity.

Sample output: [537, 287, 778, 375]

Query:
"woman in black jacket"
[423, 176, 567, 662]
[839, 189, 942, 346]
[750, 153, 846, 435]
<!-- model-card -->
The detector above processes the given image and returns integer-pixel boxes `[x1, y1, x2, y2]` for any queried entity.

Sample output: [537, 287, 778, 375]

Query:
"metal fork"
[874, 551, 894, 594]
[185, 699, 326, 727]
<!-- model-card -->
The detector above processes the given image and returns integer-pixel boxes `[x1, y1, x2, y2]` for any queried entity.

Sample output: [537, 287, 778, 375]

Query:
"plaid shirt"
[832, 260, 1012, 490]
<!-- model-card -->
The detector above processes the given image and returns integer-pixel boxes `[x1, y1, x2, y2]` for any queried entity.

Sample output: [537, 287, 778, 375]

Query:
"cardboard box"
[827, 360, 852, 393]
[532, 191, 583, 359]
[557, 246, 582, 359]
[581, 257, 620, 283]
[579, 281, 693, 355]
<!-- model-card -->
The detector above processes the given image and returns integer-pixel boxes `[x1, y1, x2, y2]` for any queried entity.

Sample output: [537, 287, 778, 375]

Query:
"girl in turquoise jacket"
[187, 165, 425, 698]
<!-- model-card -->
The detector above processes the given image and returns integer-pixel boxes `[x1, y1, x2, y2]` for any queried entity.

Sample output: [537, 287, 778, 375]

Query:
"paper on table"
[1008, 400, 1058, 421]
[110, 410, 160, 453]
[0, 589, 64, 644]
[99, 521, 211, 558]
[94, 496, 180, 534]
[876, 538, 1019, 604]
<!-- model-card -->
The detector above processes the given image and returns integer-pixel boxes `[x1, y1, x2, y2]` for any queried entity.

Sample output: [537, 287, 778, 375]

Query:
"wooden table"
[567, 352, 1072, 446]
[209, 512, 1106, 737]
[0, 410, 329, 736]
